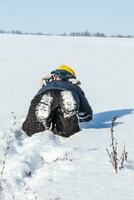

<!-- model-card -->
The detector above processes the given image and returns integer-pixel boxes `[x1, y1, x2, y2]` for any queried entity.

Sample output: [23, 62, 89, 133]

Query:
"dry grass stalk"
[25, 186, 38, 200]
[119, 143, 128, 169]
[49, 197, 61, 200]
[106, 116, 128, 173]
[0, 139, 12, 191]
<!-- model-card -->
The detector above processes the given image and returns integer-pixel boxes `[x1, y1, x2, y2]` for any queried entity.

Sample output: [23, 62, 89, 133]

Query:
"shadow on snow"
[80, 108, 134, 129]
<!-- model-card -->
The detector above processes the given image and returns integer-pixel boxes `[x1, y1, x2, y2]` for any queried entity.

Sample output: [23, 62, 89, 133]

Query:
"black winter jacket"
[36, 80, 93, 122]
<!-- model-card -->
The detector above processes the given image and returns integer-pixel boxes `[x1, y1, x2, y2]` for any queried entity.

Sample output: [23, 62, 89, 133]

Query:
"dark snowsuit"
[22, 80, 92, 137]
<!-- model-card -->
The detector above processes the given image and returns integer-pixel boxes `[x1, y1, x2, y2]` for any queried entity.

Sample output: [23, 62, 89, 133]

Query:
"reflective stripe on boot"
[35, 92, 53, 128]
[60, 91, 77, 118]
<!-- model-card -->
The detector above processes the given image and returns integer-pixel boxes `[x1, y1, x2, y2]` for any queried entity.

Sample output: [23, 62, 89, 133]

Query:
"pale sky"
[0, 0, 134, 35]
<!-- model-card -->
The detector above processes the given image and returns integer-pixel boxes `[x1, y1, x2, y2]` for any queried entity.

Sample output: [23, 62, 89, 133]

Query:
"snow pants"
[22, 90, 80, 137]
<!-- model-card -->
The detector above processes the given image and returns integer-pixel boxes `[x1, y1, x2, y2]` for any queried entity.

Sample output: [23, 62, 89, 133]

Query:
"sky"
[0, 0, 134, 35]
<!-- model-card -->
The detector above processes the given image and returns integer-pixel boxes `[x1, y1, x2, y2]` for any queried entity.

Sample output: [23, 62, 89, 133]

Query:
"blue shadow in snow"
[80, 109, 134, 129]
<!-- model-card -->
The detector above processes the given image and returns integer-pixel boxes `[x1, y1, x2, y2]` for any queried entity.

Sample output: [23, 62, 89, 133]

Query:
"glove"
[40, 74, 53, 86]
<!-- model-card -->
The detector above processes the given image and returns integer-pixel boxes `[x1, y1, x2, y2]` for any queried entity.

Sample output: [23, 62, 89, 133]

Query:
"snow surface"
[0, 34, 134, 200]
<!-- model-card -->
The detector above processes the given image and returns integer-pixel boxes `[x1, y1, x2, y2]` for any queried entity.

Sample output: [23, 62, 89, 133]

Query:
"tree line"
[0, 29, 133, 38]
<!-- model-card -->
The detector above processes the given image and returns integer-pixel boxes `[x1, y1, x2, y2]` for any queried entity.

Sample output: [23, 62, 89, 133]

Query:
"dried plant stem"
[0, 139, 12, 191]
[106, 116, 128, 173]
[25, 185, 38, 200]
[119, 143, 128, 169]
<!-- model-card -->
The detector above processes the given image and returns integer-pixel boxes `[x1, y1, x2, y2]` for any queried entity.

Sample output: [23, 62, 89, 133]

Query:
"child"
[22, 65, 93, 137]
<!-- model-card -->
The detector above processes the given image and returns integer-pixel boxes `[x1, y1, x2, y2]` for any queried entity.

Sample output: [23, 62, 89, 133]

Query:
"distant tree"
[61, 32, 68, 36]
[70, 32, 76, 36]
[23, 32, 30, 35]
[30, 32, 36, 35]
[110, 35, 116, 38]
[116, 34, 125, 38]
[10, 30, 22, 34]
[35, 32, 44, 35]
[83, 30, 91, 37]
[11, 30, 15, 34]
[75, 32, 81, 36]
[16, 30, 22, 34]
[93, 32, 107, 37]
[126, 35, 133, 38]
[0, 30, 5, 34]
[6, 31, 10, 34]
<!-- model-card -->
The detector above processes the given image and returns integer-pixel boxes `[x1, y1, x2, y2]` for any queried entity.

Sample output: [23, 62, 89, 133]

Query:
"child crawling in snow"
[22, 65, 93, 137]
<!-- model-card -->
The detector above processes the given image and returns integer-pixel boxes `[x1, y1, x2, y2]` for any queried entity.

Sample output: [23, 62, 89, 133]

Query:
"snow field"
[0, 34, 134, 200]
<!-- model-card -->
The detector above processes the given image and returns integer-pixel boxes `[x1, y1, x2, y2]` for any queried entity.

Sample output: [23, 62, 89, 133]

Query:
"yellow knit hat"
[57, 65, 76, 77]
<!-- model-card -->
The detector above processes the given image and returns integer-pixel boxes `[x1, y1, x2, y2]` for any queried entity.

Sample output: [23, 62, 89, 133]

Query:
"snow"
[0, 34, 134, 200]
